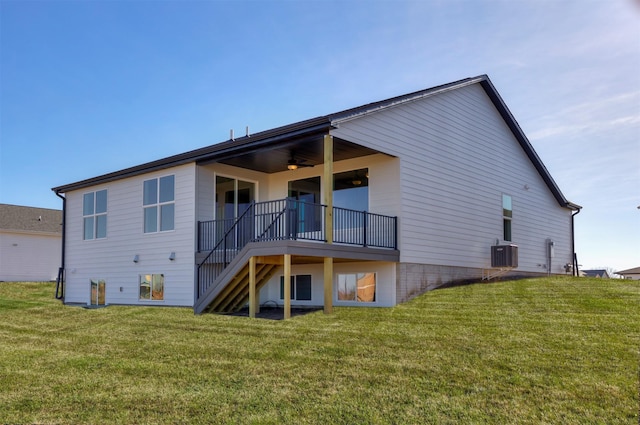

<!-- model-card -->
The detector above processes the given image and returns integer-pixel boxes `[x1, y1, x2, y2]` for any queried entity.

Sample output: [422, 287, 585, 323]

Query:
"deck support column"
[324, 257, 333, 314]
[323, 134, 334, 314]
[248, 256, 256, 318]
[324, 134, 333, 244]
[284, 254, 291, 320]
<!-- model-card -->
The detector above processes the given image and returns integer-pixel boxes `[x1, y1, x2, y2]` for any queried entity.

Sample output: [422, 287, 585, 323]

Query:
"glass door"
[215, 176, 256, 245]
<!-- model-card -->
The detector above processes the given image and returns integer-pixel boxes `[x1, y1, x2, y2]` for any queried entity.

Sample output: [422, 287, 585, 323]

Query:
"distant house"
[0, 204, 62, 281]
[616, 267, 640, 280]
[581, 269, 611, 279]
[51, 75, 581, 316]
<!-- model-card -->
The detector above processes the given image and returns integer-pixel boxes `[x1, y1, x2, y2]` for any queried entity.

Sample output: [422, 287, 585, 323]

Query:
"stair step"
[203, 262, 279, 314]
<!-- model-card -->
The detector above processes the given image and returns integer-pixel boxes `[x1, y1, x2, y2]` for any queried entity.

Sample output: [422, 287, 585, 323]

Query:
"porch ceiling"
[205, 135, 381, 174]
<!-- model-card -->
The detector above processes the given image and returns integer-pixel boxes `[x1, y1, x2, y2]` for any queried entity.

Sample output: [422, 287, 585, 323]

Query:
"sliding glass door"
[215, 176, 256, 244]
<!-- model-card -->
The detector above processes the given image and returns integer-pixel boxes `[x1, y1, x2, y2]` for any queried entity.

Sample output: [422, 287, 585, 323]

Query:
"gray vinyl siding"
[63, 163, 197, 306]
[332, 83, 573, 274]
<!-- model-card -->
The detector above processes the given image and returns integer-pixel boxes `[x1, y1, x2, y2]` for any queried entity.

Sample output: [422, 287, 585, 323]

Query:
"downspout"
[571, 207, 581, 277]
[54, 190, 66, 300]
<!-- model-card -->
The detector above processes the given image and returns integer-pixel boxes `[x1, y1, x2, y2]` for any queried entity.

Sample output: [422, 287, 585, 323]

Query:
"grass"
[0, 277, 638, 424]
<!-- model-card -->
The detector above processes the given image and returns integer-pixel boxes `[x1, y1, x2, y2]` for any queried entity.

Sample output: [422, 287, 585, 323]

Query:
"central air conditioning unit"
[491, 245, 518, 268]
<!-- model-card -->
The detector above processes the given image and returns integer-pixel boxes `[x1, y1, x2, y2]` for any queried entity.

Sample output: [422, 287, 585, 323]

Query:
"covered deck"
[193, 132, 399, 317]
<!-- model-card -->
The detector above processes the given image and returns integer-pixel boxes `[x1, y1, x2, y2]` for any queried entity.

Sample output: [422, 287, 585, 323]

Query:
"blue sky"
[1, 0, 638, 272]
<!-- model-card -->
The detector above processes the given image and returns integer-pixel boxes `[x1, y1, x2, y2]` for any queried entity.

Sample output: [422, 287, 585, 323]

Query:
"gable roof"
[582, 269, 611, 278]
[52, 75, 580, 210]
[0, 204, 62, 235]
[617, 266, 640, 275]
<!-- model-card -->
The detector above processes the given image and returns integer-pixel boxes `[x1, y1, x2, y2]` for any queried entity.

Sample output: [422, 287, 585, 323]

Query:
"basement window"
[337, 273, 376, 303]
[90, 279, 106, 305]
[139, 274, 164, 301]
[280, 275, 312, 301]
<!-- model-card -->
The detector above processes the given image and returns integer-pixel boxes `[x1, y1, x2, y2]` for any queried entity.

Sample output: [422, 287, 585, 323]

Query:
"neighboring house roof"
[582, 269, 611, 278]
[617, 266, 640, 275]
[0, 204, 62, 235]
[51, 74, 580, 211]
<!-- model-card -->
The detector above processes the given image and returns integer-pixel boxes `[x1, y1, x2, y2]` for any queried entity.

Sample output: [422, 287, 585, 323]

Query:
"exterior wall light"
[169, 252, 176, 261]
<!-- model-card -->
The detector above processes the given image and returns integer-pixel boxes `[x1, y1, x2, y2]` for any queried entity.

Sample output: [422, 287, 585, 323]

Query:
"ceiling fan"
[287, 152, 314, 170]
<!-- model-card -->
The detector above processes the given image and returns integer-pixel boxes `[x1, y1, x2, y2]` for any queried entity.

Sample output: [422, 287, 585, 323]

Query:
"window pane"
[160, 204, 175, 231]
[337, 274, 356, 301]
[502, 194, 512, 217]
[144, 206, 157, 233]
[95, 190, 107, 213]
[215, 176, 235, 220]
[84, 217, 94, 240]
[334, 169, 369, 211]
[159, 175, 175, 203]
[356, 273, 376, 302]
[503, 219, 512, 242]
[296, 275, 312, 301]
[91, 279, 98, 304]
[90, 279, 105, 305]
[96, 215, 107, 238]
[139, 275, 151, 300]
[83, 193, 94, 216]
[152, 274, 164, 300]
[143, 179, 157, 205]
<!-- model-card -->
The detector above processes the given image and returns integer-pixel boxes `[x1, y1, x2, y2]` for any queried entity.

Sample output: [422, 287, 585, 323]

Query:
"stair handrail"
[198, 200, 256, 266]
[197, 201, 257, 297]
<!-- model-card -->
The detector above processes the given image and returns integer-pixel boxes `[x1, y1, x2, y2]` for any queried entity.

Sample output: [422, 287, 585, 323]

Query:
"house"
[581, 269, 612, 279]
[51, 75, 581, 316]
[616, 267, 640, 280]
[0, 204, 62, 282]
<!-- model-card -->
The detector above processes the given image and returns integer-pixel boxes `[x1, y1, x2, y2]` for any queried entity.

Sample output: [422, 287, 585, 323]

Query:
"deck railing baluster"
[196, 198, 397, 301]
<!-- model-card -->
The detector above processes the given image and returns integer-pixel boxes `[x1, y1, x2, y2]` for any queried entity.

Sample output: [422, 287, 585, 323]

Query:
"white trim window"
[143, 175, 175, 233]
[139, 274, 164, 301]
[337, 272, 376, 303]
[83, 189, 107, 240]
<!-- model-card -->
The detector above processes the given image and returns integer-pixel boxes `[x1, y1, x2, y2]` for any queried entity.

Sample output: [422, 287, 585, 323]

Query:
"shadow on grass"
[227, 305, 322, 320]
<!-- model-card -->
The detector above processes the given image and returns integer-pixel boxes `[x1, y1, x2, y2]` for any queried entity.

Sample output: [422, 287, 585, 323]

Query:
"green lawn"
[1, 277, 638, 424]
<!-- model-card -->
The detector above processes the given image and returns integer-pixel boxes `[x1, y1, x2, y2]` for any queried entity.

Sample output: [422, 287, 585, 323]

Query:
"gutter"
[571, 207, 581, 276]
[54, 190, 66, 300]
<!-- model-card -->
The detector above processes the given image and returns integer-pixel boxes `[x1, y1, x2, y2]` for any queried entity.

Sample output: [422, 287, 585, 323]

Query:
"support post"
[324, 256, 333, 314]
[249, 256, 256, 318]
[284, 254, 291, 320]
[323, 134, 334, 315]
[323, 135, 333, 244]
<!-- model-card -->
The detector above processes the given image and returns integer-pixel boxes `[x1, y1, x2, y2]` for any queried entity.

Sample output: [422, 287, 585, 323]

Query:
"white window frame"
[83, 189, 107, 240]
[213, 173, 258, 221]
[336, 272, 377, 304]
[139, 274, 165, 301]
[143, 175, 175, 233]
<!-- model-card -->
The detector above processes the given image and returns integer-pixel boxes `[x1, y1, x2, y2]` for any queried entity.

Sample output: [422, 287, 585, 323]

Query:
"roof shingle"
[0, 204, 62, 234]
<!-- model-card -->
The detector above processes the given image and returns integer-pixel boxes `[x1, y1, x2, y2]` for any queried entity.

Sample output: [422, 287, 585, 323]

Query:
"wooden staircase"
[202, 260, 278, 314]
